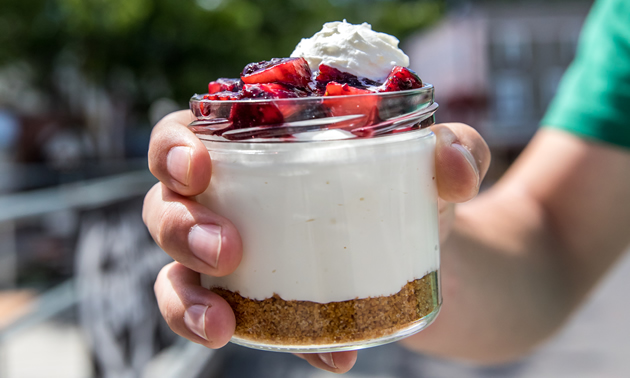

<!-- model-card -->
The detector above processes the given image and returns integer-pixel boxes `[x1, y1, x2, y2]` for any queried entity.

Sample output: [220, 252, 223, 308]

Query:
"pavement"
[0, 321, 92, 378]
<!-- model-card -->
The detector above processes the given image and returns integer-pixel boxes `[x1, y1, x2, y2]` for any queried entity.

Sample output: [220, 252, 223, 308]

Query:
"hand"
[143, 110, 490, 373]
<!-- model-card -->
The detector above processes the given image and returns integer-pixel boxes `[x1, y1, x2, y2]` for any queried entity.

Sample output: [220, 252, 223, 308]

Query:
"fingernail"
[184, 304, 209, 340]
[318, 353, 337, 369]
[452, 143, 480, 188]
[189, 224, 222, 268]
[167, 146, 192, 186]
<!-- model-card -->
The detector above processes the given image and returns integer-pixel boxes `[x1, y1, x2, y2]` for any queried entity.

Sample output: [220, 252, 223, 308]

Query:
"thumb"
[431, 123, 490, 203]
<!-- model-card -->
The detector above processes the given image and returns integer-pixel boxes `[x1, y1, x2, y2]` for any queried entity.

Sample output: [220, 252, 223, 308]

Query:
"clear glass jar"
[189, 86, 441, 352]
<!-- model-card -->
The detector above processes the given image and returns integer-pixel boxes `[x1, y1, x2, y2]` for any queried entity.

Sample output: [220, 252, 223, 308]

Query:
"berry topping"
[208, 78, 242, 94]
[230, 102, 284, 130]
[198, 57, 427, 137]
[241, 83, 308, 99]
[315, 65, 380, 94]
[241, 58, 312, 87]
[379, 67, 423, 92]
[324, 82, 376, 96]
[200, 93, 241, 117]
[203, 91, 243, 101]
[323, 82, 379, 128]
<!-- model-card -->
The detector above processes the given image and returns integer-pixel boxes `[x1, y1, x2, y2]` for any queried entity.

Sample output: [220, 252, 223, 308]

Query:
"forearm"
[500, 130, 630, 298]
[402, 188, 575, 363]
[401, 129, 630, 363]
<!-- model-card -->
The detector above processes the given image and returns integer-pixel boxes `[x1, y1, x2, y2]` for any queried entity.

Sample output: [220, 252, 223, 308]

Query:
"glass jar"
[189, 86, 441, 352]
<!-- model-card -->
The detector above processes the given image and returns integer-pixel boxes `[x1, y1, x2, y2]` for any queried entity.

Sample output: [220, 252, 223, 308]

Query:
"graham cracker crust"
[211, 271, 437, 346]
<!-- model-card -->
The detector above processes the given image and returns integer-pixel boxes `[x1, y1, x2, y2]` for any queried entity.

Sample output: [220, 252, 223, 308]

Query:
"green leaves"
[1, 0, 444, 121]
[58, 0, 153, 34]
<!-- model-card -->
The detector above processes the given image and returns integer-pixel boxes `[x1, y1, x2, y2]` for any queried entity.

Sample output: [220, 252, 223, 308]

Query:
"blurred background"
[2, 0, 629, 377]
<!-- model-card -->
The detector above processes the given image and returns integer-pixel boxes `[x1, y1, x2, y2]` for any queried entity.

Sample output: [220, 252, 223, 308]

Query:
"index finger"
[148, 110, 212, 196]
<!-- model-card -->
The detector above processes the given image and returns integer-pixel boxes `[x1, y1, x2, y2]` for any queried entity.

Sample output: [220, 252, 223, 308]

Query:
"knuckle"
[156, 200, 189, 248]
[161, 302, 179, 326]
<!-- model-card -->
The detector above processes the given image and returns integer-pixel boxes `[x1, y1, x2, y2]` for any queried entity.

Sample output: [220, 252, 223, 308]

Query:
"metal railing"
[0, 169, 215, 378]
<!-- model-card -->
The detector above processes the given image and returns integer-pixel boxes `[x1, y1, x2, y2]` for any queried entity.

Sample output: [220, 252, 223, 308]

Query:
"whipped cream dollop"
[290, 20, 410, 81]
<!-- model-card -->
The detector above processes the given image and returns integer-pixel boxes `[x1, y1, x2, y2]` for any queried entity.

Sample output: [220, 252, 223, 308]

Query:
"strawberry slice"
[241, 58, 312, 87]
[230, 103, 284, 129]
[314, 65, 380, 95]
[203, 92, 242, 101]
[379, 66, 423, 92]
[241, 83, 308, 99]
[324, 82, 375, 96]
[241, 83, 319, 123]
[208, 78, 242, 94]
[323, 82, 379, 128]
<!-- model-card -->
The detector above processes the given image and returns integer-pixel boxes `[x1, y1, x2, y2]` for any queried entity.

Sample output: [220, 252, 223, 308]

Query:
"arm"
[401, 128, 630, 363]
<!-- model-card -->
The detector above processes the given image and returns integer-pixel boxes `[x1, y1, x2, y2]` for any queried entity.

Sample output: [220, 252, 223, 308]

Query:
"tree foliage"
[0, 0, 444, 118]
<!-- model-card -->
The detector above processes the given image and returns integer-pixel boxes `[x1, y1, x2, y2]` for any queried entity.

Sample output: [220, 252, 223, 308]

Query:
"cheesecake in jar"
[188, 21, 441, 352]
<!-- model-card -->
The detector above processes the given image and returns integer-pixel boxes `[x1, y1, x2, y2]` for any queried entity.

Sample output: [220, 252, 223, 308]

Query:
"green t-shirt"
[542, 0, 630, 149]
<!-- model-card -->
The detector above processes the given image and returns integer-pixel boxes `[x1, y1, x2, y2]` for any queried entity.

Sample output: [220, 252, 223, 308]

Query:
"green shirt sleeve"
[542, 0, 630, 149]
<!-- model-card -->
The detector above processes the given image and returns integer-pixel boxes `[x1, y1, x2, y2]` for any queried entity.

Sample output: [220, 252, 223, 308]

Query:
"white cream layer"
[198, 129, 439, 303]
[290, 20, 410, 81]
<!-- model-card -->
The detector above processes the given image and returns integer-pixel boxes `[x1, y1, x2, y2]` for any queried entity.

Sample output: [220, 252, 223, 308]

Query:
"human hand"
[143, 110, 490, 373]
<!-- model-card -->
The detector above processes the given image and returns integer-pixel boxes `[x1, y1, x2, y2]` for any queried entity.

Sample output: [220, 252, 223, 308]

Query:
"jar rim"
[189, 85, 437, 142]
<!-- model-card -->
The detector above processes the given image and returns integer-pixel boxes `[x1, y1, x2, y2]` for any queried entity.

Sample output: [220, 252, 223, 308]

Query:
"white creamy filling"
[290, 20, 410, 81]
[198, 130, 439, 303]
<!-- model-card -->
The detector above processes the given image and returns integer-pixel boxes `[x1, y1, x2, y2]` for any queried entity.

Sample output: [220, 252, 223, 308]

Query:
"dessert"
[190, 21, 441, 352]
[192, 21, 425, 140]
